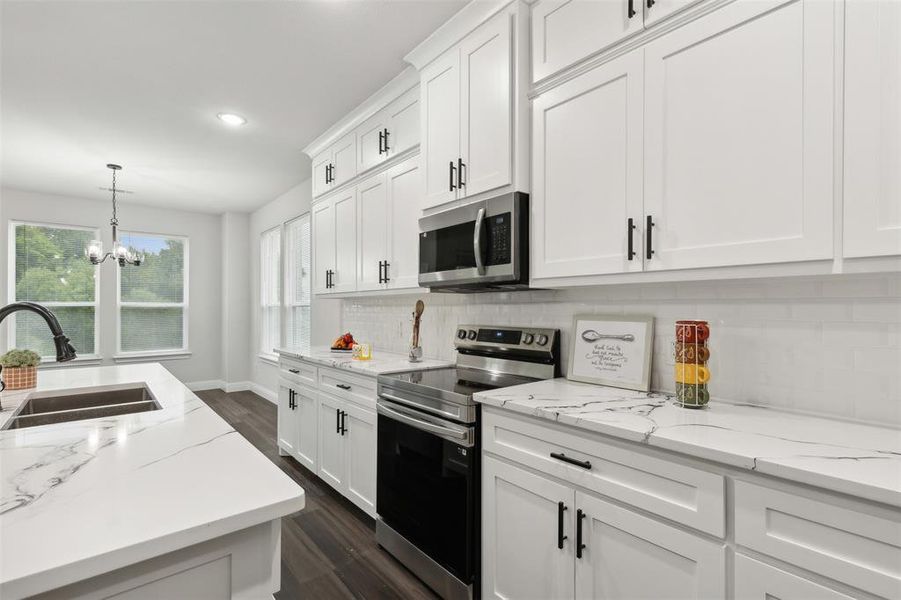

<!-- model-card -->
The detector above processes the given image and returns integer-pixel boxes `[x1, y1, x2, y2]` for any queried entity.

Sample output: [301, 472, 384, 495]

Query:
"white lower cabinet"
[293, 385, 317, 471]
[317, 393, 346, 490]
[734, 554, 856, 600]
[277, 379, 299, 457]
[482, 455, 724, 600]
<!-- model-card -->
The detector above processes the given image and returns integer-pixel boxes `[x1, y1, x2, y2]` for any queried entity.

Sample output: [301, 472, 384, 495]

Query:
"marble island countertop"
[276, 346, 452, 376]
[0, 363, 305, 598]
[474, 378, 901, 508]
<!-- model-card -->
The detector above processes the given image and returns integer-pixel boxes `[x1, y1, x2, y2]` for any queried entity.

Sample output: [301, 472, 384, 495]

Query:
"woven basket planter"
[3, 366, 37, 390]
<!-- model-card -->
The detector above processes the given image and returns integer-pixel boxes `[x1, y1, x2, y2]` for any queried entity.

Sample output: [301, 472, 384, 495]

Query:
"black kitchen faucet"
[0, 302, 77, 393]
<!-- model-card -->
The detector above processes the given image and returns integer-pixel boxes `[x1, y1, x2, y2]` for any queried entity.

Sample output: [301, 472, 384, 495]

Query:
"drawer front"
[734, 480, 901, 599]
[483, 407, 725, 537]
[734, 554, 856, 600]
[318, 367, 377, 410]
[279, 358, 317, 386]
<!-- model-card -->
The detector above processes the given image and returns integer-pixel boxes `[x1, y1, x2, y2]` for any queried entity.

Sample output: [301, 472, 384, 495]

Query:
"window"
[9, 222, 99, 359]
[260, 226, 281, 358]
[285, 215, 312, 349]
[118, 232, 188, 355]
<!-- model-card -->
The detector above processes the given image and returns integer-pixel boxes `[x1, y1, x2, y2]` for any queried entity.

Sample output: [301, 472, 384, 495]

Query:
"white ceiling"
[0, 0, 465, 213]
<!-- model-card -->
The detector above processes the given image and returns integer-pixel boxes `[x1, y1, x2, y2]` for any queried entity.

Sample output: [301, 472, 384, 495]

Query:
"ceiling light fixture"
[217, 112, 247, 126]
[85, 164, 143, 267]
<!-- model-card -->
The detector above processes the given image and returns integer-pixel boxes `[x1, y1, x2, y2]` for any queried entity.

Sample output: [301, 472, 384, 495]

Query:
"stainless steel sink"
[1, 384, 161, 430]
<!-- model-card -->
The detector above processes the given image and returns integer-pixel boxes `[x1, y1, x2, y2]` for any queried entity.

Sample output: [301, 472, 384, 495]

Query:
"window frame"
[114, 229, 190, 360]
[259, 224, 282, 362]
[283, 213, 312, 351]
[7, 220, 102, 362]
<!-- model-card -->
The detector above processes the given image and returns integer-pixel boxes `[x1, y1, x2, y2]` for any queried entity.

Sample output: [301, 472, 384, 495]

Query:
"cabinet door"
[277, 380, 298, 456]
[386, 157, 422, 290]
[482, 455, 575, 600]
[421, 49, 461, 210]
[312, 199, 335, 295]
[643, 0, 834, 270]
[356, 174, 388, 291]
[357, 110, 390, 174]
[343, 403, 377, 517]
[331, 188, 357, 293]
[532, 50, 644, 280]
[332, 132, 357, 188]
[843, 0, 901, 258]
[574, 491, 725, 599]
[294, 385, 318, 471]
[531, 0, 644, 82]
[643, 0, 704, 26]
[385, 85, 420, 158]
[311, 150, 332, 198]
[460, 13, 513, 198]
[734, 554, 855, 600]
[317, 394, 346, 492]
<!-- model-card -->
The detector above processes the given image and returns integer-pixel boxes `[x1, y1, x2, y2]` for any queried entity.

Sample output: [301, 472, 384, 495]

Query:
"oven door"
[376, 399, 477, 583]
[418, 192, 526, 288]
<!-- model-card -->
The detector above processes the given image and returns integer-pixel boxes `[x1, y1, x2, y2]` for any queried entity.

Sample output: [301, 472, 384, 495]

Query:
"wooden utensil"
[411, 299, 424, 348]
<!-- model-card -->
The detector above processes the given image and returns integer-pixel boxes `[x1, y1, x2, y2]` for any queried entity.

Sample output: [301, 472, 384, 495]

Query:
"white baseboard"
[186, 379, 226, 391]
[225, 381, 252, 393]
[250, 383, 278, 404]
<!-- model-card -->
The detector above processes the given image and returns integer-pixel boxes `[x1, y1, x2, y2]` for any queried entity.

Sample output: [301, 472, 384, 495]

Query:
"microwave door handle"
[377, 402, 472, 445]
[473, 207, 486, 276]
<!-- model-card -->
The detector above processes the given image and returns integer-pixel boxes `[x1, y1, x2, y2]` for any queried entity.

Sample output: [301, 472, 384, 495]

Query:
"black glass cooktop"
[383, 367, 538, 398]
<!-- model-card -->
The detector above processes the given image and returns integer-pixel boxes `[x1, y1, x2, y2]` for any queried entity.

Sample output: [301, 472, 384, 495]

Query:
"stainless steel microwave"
[418, 192, 529, 292]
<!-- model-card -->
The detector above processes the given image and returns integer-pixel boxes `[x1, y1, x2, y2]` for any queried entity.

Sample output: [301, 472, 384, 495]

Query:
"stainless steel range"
[375, 325, 561, 600]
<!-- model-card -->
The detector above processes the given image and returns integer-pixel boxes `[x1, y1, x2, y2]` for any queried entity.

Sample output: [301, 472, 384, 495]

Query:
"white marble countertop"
[276, 346, 452, 376]
[0, 363, 305, 599]
[474, 378, 901, 508]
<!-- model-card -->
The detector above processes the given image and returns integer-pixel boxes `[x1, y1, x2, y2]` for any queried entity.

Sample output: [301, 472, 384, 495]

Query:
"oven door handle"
[377, 401, 474, 447]
[378, 392, 463, 422]
[473, 207, 486, 276]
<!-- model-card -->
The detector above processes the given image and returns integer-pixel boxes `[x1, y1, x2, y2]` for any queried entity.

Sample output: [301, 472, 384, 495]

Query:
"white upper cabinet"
[357, 86, 420, 175]
[532, 0, 644, 82]
[356, 174, 389, 291]
[420, 8, 517, 211]
[642, 0, 704, 26]
[312, 187, 357, 295]
[460, 13, 513, 198]
[385, 157, 423, 290]
[312, 199, 335, 295]
[532, 50, 644, 280]
[642, 0, 834, 271]
[843, 0, 901, 259]
[312, 133, 358, 199]
[421, 50, 462, 209]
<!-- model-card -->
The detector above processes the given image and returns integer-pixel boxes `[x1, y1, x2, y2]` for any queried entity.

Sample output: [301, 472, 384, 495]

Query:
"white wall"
[0, 187, 223, 385]
[343, 274, 901, 427]
[221, 212, 251, 389]
[248, 178, 340, 401]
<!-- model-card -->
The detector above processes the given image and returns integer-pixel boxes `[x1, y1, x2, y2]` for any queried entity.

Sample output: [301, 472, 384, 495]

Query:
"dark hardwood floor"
[197, 389, 438, 600]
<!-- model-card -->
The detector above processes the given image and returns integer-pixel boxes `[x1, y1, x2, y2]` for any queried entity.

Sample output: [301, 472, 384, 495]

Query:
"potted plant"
[0, 349, 41, 390]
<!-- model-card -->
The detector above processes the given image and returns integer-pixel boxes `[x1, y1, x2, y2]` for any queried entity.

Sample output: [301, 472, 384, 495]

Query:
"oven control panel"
[454, 325, 558, 351]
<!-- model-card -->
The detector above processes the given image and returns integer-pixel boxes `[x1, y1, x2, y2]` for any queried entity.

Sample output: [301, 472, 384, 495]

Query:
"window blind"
[260, 226, 281, 356]
[285, 215, 311, 350]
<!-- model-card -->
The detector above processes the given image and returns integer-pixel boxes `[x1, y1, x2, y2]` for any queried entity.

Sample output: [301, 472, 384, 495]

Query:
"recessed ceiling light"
[217, 112, 247, 126]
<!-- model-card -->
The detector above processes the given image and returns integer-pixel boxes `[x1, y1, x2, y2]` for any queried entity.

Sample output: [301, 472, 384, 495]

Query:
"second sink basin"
[2, 384, 162, 430]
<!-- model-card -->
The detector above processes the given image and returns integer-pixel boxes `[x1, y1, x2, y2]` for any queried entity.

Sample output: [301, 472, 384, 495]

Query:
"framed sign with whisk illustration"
[568, 314, 654, 391]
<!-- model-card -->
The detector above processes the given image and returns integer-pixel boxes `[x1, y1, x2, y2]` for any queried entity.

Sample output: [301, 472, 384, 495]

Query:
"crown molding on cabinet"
[403, 0, 515, 70]
[302, 67, 419, 158]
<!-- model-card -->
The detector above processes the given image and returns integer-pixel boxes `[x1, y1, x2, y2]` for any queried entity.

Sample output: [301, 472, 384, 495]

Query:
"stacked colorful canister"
[674, 320, 711, 408]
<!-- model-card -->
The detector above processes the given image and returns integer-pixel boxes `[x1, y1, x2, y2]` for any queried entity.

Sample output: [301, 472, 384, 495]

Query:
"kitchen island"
[0, 363, 304, 599]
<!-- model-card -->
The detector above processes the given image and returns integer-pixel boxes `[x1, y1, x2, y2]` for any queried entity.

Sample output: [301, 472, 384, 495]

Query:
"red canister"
[676, 320, 710, 343]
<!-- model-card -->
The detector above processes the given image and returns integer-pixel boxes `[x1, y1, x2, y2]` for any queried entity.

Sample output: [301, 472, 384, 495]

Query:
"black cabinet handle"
[576, 509, 586, 559]
[550, 452, 592, 470]
[647, 0, 655, 8]
[383, 261, 390, 283]
[457, 158, 466, 188]
[325, 269, 331, 289]
[383, 128, 390, 152]
[557, 501, 568, 549]
[288, 368, 300, 374]
[336, 409, 341, 434]
[627, 218, 636, 260]
[378, 260, 384, 284]
[336, 383, 351, 391]
[628, 0, 636, 18]
[340, 410, 347, 436]
[378, 130, 385, 155]
[646, 215, 655, 260]
[449, 161, 457, 191]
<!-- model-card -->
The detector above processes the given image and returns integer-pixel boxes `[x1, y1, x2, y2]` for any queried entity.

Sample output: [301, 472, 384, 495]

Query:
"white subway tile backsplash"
[343, 274, 901, 427]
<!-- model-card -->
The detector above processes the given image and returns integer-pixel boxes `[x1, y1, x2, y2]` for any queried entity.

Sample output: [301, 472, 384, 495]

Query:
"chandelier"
[85, 164, 143, 266]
